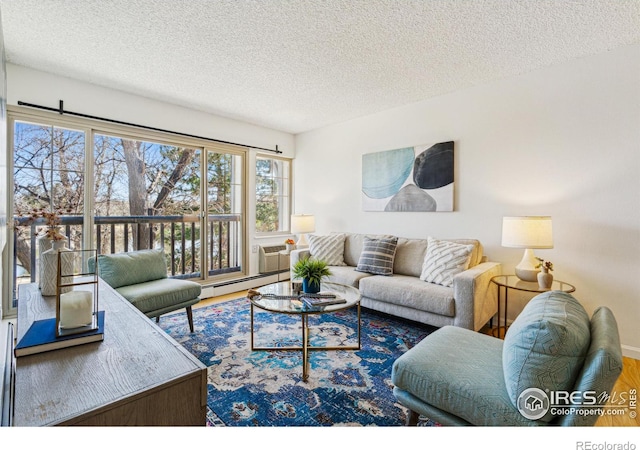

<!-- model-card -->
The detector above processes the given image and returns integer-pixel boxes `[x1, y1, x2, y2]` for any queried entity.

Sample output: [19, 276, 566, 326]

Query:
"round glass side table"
[490, 275, 576, 338]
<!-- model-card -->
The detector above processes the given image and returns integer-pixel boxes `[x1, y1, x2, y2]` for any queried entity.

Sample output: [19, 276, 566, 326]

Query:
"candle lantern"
[56, 249, 100, 337]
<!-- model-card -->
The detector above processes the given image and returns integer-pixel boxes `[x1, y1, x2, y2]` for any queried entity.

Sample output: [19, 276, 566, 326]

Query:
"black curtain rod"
[17, 100, 282, 154]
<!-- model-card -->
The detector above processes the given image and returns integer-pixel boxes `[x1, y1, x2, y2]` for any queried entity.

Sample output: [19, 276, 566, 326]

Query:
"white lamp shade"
[291, 214, 315, 234]
[291, 214, 315, 248]
[501, 216, 553, 249]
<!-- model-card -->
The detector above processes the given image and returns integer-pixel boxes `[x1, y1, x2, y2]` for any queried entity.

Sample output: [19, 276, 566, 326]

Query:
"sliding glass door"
[93, 137, 247, 280]
[204, 147, 244, 278]
[8, 110, 248, 315]
[93, 132, 203, 278]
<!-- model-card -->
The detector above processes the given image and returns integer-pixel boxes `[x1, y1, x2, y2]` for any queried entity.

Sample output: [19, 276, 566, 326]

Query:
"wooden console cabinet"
[12, 281, 207, 426]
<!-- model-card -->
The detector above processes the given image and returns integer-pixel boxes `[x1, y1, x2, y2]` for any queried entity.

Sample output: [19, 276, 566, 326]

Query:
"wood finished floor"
[195, 291, 639, 427]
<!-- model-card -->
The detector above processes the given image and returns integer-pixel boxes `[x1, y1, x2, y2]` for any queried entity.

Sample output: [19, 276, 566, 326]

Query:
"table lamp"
[291, 214, 315, 248]
[501, 216, 553, 282]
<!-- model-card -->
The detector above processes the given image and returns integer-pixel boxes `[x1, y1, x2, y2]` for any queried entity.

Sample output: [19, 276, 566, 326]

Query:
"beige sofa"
[290, 233, 501, 331]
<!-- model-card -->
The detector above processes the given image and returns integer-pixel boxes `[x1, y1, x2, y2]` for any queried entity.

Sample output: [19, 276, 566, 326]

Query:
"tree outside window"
[255, 156, 291, 234]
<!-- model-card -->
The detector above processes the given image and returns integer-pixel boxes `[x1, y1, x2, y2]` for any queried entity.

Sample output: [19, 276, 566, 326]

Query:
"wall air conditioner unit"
[258, 245, 289, 274]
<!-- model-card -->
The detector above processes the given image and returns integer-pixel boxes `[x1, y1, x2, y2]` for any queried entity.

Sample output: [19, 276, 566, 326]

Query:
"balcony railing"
[13, 214, 242, 285]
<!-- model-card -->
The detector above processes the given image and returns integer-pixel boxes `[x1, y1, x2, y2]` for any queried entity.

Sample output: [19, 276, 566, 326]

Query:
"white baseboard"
[200, 285, 215, 299]
[621, 344, 640, 361]
[201, 272, 290, 299]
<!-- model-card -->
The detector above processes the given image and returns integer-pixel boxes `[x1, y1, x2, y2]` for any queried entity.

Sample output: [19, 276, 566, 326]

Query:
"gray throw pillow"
[355, 236, 398, 276]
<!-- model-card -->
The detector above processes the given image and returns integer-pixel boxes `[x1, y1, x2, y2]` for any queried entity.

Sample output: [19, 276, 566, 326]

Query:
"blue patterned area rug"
[159, 298, 438, 427]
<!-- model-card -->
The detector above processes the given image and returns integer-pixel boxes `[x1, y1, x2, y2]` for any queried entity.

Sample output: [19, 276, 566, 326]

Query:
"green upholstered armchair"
[90, 249, 201, 332]
[391, 291, 623, 426]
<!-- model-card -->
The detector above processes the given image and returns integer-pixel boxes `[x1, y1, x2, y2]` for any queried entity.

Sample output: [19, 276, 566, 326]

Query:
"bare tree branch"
[153, 148, 196, 212]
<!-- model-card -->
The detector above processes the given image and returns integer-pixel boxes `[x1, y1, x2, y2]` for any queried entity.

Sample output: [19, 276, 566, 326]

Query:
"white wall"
[7, 64, 295, 157]
[294, 44, 640, 358]
[5, 64, 296, 287]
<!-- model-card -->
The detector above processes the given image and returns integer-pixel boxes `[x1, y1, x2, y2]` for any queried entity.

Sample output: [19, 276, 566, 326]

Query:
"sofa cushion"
[359, 274, 455, 317]
[97, 249, 167, 289]
[392, 326, 537, 426]
[116, 278, 202, 314]
[308, 233, 347, 266]
[340, 232, 393, 267]
[503, 291, 590, 422]
[394, 238, 428, 277]
[325, 265, 373, 288]
[447, 238, 483, 268]
[420, 237, 474, 287]
[355, 236, 398, 276]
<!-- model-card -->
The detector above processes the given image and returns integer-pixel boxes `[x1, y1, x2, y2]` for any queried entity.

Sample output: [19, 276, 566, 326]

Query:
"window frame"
[254, 153, 292, 237]
[4, 105, 253, 317]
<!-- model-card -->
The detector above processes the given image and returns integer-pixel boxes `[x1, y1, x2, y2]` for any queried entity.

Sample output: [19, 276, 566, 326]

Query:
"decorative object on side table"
[56, 249, 101, 336]
[292, 257, 332, 294]
[40, 240, 73, 296]
[501, 216, 553, 282]
[536, 258, 554, 289]
[18, 207, 71, 295]
[36, 210, 72, 296]
[284, 238, 295, 254]
[14, 249, 104, 357]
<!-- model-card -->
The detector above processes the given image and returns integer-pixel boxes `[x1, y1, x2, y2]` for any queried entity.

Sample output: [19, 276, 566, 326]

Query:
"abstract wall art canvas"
[362, 141, 454, 212]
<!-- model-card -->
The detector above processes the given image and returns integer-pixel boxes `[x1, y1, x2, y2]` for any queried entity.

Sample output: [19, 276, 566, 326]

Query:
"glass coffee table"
[248, 281, 361, 381]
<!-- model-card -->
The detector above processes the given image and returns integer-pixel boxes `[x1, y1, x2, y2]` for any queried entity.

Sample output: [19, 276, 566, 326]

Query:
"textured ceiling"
[1, 0, 640, 134]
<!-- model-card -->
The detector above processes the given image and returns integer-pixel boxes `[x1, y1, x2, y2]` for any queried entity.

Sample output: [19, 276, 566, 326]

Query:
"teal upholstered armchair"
[391, 291, 623, 426]
[90, 249, 202, 332]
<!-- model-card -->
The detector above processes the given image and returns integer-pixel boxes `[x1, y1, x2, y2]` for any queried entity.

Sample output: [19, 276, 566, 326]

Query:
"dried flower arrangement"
[22, 208, 66, 241]
[535, 257, 553, 272]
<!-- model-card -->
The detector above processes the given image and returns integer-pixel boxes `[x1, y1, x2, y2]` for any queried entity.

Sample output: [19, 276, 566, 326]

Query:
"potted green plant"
[292, 257, 332, 293]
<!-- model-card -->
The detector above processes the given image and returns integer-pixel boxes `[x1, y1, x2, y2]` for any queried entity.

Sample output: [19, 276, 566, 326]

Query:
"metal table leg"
[302, 314, 309, 381]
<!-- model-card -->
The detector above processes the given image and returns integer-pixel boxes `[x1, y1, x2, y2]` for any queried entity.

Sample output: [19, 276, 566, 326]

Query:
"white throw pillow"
[308, 234, 347, 266]
[420, 237, 474, 287]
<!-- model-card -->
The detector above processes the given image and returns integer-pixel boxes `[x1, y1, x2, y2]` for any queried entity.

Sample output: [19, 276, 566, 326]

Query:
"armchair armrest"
[289, 248, 310, 280]
[453, 261, 502, 331]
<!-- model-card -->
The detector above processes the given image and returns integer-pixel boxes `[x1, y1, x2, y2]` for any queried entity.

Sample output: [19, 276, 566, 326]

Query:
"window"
[7, 108, 250, 316]
[12, 121, 86, 299]
[255, 156, 291, 234]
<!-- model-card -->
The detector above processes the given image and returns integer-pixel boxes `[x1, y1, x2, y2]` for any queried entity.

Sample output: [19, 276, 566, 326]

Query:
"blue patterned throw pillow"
[502, 291, 590, 423]
[355, 236, 398, 276]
